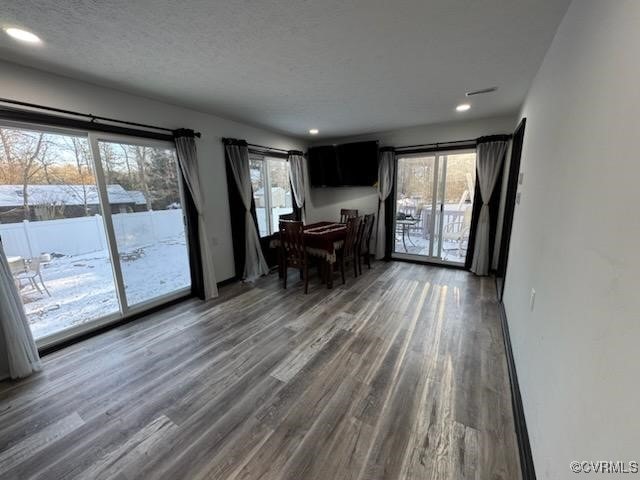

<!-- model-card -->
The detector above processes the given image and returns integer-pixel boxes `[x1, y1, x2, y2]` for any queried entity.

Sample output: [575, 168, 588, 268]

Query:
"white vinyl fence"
[0, 209, 185, 259]
[255, 207, 295, 236]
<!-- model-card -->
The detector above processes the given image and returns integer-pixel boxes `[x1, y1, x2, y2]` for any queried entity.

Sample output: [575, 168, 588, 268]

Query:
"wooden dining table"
[270, 221, 347, 288]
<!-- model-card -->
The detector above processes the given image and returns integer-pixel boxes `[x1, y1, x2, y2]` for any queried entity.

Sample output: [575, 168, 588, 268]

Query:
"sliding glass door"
[393, 150, 476, 265]
[0, 121, 191, 346]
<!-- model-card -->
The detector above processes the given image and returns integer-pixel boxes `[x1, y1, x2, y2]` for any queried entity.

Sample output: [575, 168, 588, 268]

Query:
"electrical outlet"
[516, 192, 522, 205]
[530, 288, 536, 311]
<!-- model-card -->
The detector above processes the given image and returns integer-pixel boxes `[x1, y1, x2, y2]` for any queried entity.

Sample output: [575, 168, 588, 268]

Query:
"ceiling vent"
[465, 87, 498, 97]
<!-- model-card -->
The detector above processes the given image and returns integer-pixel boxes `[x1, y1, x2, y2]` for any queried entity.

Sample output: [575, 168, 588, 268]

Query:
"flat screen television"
[308, 141, 378, 187]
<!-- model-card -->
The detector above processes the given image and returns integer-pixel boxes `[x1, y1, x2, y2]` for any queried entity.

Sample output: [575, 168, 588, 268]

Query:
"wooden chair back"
[279, 220, 306, 267]
[343, 216, 363, 257]
[340, 208, 358, 223]
[360, 213, 375, 254]
[279, 212, 296, 221]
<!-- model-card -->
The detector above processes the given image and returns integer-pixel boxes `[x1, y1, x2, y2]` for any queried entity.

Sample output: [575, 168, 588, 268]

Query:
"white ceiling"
[0, 0, 570, 139]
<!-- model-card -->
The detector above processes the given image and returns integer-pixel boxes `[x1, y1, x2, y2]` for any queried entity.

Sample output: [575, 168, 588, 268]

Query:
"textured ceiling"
[0, 0, 570, 138]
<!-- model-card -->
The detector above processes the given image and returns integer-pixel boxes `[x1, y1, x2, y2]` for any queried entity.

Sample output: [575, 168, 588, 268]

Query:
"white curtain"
[375, 149, 396, 259]
[175, 134, 219, 299]
[225, 142, 269, 281]
[287, 152, 306, 223]
[0, 241, 41, 379]
[470, 139, 509, 275]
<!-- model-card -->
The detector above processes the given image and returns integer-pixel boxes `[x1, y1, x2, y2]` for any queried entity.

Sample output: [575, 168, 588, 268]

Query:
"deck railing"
[396, 205, 468, 238]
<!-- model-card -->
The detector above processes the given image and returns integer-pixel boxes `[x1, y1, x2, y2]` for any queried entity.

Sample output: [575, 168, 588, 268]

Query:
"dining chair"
[339, 216, 363, 284]
[358, 213, 375, 274]
[340, 208, 358, 223]
[279, 220, 310, 294]
[279, 212, 296, 221]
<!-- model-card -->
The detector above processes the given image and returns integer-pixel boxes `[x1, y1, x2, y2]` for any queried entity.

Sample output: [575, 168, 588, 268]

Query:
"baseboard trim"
[217, 276, 240, 288]
[390, 256, 466, 270]
[499, 302, 537, 480]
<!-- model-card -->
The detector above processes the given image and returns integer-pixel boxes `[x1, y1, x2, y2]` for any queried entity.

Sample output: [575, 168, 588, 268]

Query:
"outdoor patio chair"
[9, 258, 28, 290]
[409, 206, 423, 235]
[442, 208, 472, 260]
[14, 255, 51, 297]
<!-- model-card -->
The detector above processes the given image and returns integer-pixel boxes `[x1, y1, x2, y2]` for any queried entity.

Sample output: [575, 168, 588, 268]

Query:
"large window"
[0, 122, 192, 345]
[249, 154, 293, 236]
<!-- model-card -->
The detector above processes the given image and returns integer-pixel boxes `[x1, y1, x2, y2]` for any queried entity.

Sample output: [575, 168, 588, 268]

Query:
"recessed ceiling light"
[456, 103, 471, 112]
[4, 27, 42, 44]
[309, 129, 319, 135]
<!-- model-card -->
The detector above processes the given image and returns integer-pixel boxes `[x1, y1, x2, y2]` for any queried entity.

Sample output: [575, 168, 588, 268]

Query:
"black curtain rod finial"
[0, 97, 201, 138]
[174, 128, 202, 139]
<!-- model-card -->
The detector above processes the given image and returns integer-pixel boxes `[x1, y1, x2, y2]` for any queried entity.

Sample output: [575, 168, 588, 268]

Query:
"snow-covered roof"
[0, 185, 147, 207]
[127, 190, 148, 205]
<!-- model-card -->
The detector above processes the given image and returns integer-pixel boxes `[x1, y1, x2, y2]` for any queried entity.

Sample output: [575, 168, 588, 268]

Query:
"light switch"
[518, 172, 524, 185]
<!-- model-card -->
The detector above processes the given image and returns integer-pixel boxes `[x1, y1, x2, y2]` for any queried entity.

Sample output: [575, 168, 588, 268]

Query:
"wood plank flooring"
[0, 261, 521, 480]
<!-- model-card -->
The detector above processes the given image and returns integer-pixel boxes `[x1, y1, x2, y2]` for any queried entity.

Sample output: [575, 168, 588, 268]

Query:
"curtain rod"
[395, 138, 477, 150]
[247, 143, 290, 154]
[395, 134, 513, 151]
[222, 138, 290, 154]
[0, 97, 201, 138]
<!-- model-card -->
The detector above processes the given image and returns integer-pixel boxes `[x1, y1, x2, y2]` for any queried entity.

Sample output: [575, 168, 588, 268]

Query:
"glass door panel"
[394, 154, 436, 255]
[95, 139, 191, 307]
[440, 152, 476, 264]
[0, 124, 120, 340]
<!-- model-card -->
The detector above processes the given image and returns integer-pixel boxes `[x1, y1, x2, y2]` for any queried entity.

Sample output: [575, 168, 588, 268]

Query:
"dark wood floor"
[0, 261, 521, 480]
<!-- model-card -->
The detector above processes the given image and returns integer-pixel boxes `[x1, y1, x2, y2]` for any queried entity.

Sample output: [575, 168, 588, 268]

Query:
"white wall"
[0, 60, 306, 282]
[305, 115, 516, 224]
[503, 1, 640, 478]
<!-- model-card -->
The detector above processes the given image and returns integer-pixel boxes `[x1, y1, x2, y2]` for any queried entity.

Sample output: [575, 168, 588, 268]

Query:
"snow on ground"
[21, 234, 190, 339]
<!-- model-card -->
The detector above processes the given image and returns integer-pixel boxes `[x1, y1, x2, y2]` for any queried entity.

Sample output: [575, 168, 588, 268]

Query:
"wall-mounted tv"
[308, 141, 378, 187]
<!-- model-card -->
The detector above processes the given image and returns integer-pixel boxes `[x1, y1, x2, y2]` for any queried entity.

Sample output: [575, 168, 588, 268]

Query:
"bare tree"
[33, 194, 66, 220]
[0, 129, 47, 219]
[119, 144, 133, 178]
[70, 138, 92, 215]
[134, 146, 152, 211]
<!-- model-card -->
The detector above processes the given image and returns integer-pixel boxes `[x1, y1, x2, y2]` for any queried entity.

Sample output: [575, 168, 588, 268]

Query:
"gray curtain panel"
[0, 241, 42, 379]
[225, 143, 270, 281]
[470, 139, 509, 275]
[376, 149, 396, 259]
[174, 135, 219, 299]
[287, 152, 306, 223]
